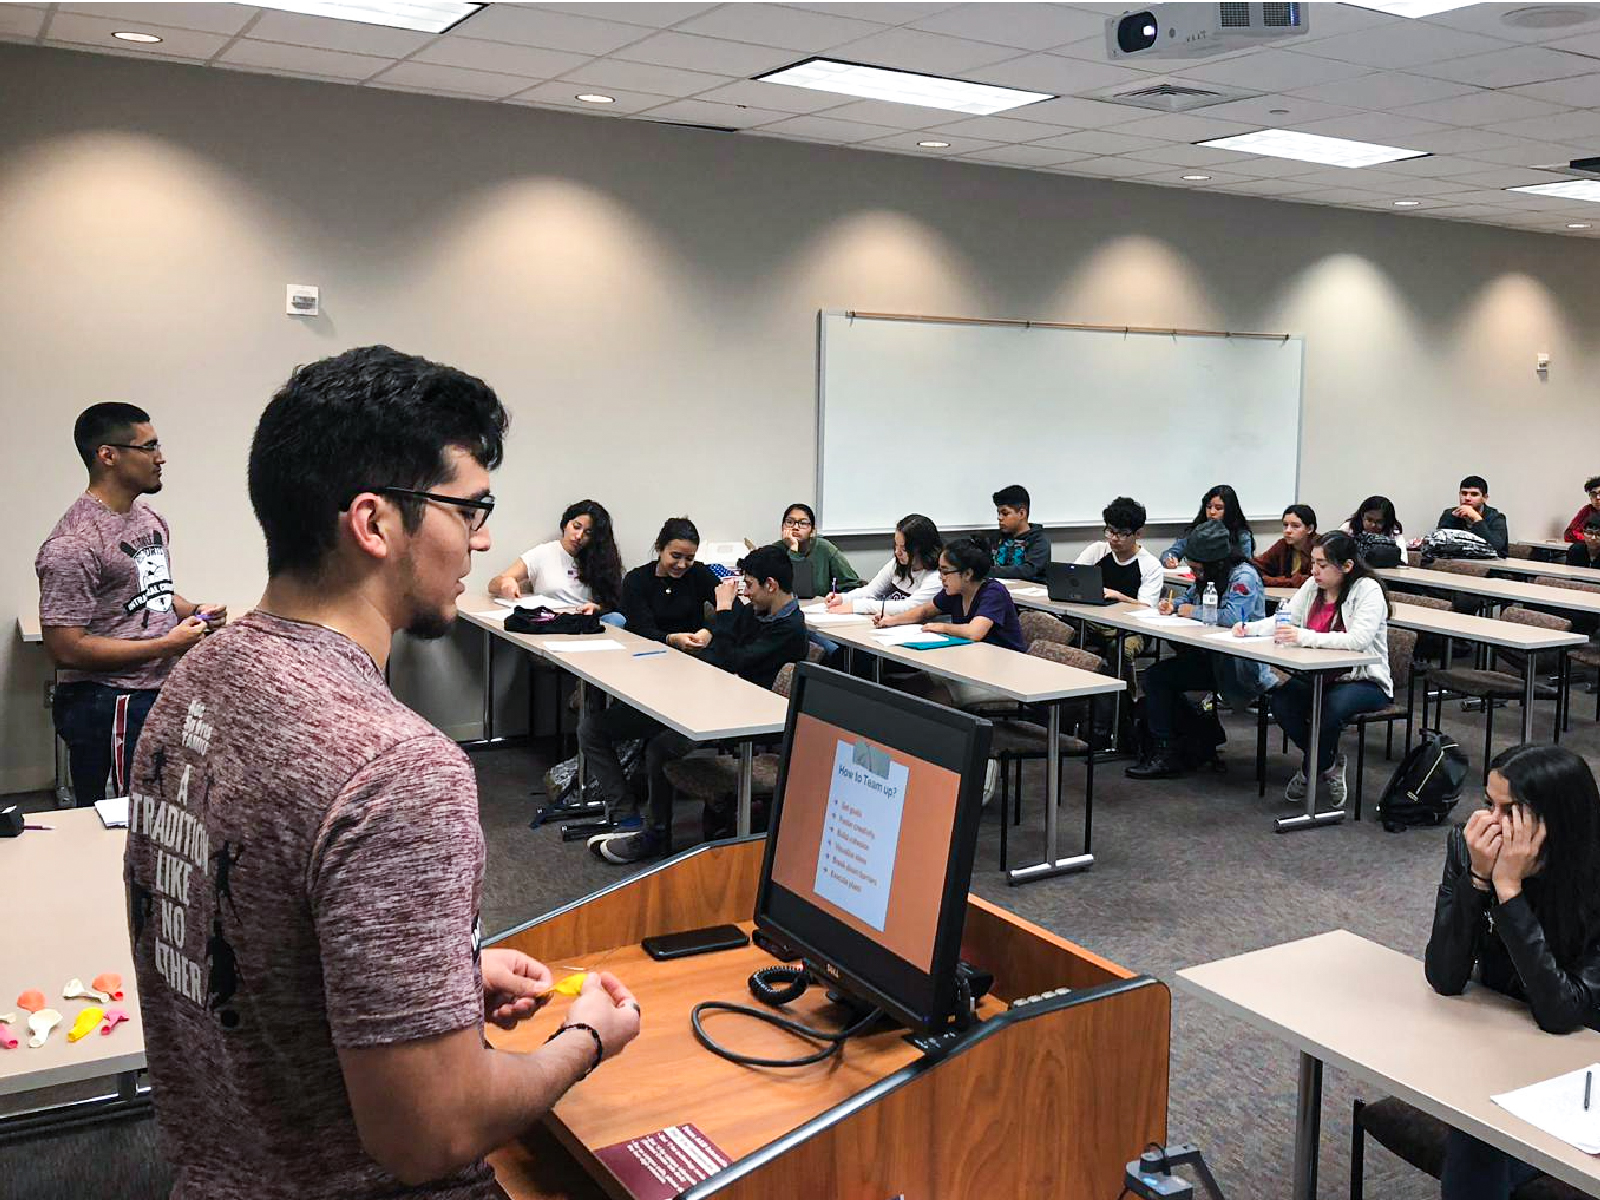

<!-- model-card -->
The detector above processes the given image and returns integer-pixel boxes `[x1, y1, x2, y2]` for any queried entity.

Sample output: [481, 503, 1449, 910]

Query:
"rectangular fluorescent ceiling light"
[1508, 179, 1600, 202]
[1340, 1, 1484, 16]
[1199, 128, 1428, 168]
[237, 1, 483, 33]
[755, 58, 1053, 116]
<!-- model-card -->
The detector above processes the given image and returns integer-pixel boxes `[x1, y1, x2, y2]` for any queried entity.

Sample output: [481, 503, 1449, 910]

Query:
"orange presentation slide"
[770, 713, 963, 972]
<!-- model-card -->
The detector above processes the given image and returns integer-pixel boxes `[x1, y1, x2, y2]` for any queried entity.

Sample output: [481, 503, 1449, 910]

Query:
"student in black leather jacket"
[1425, 743, 1600, 1200]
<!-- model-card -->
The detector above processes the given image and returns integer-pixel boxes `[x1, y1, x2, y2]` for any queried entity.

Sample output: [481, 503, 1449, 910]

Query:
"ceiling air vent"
[1096, 81, 1255, 114]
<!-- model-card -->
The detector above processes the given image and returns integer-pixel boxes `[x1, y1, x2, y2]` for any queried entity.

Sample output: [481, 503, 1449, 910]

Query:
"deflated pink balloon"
[100, 1009, 129, 1036]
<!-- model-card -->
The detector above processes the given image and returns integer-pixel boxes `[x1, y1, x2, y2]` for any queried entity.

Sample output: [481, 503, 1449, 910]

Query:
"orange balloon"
[16, 990, 45, 1013]
[92, 973, 124, 1001]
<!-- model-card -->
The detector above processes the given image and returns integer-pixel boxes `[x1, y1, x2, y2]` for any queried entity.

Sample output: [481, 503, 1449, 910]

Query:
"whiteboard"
[817, 313, 1304, 536]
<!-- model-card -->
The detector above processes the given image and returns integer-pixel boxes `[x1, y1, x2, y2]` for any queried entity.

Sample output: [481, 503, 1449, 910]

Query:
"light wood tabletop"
[1178, 929, 1600, 1200]
[1388, 600, 1589, 651]
[1489, 557, 1600, 584]
[1377, 566, 1600, 615]
[0, 806, 143, 1097]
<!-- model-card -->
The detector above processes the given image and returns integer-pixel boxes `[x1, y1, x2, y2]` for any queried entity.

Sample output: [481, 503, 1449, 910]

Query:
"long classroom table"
[1001, 583, 1376, 833]
[801, 607, 1122, 886]
[456, 599, 787, 837]
[1375, 566, 1600, 619]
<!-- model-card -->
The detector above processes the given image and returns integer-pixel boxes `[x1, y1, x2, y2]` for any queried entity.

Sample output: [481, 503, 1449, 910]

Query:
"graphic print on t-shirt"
[119, 530, 174, 622]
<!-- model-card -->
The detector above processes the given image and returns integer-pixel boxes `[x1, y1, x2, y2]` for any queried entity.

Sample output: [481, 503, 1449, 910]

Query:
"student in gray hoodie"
[989, 484, 1050, 583]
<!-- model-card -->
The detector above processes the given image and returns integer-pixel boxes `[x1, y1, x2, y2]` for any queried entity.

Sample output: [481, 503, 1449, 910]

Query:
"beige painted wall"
[4, 43, 1598, 793]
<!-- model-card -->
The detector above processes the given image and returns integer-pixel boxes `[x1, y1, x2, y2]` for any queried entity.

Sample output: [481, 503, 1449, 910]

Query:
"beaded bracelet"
[546, 1022, 604, 1081]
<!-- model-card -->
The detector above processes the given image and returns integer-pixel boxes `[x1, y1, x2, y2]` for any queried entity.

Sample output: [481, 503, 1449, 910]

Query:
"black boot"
[1125, 739, 1185, 780]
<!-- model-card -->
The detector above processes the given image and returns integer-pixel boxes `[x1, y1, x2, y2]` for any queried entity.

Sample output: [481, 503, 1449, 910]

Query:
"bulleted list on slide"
[812, 738, 908, 931]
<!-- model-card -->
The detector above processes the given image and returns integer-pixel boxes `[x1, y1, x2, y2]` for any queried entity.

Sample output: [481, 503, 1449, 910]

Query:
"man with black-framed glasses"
[35, 401, 224, 806]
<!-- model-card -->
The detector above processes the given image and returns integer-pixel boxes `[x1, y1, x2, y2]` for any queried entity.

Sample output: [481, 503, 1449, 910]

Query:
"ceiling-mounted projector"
[1107, 3, 1311, 60]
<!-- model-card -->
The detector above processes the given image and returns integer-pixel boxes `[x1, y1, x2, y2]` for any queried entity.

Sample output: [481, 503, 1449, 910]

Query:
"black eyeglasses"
[105, 441, 161, 454]
[374, 486, 495, 531]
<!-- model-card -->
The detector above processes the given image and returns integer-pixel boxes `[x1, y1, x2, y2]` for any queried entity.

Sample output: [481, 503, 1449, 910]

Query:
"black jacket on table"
[1424, 825, 1600, 1034]
[619, 562, 720, 643]
[703, 599, 808, 690]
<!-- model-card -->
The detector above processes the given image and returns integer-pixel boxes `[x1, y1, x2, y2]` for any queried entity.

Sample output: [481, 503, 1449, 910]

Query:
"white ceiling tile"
[367, 60, 536, 98]
[1450, 165, 1583, 189]
[1383, 152, 1522, 177]
[1399, 126, 1525, 154]
[58, 2, 255, 36]
[859, 131, 1001, 155]
[364, 79, 489, 102]
[1417, 5, 1600, 45]
[1095, 112, 1259, 143]
[1295, 186, 1391, 204]
[909, 3, 1107, 51]
[960, 143, 1091, 167]
[1288, 4, 1403, 43]
[639, 97, 793, 127]
[43, 13, 229, 59]
[1505, 72, 1600, 110]
[1544, 28, 1600, 58]
[1026, 128, 1166, 155]
[1050, 156, 1178, 179]
[1296, 20, 1511, 70]
[611, 30, 797, 74]
[784, 3, 960, 23]
[822, 26, 1022, 74]
[0, 6, 45, 39]
[1484, 108, 1600, 141]
[1191, 94, 1360, 127]
[1205, 154, 1325, 177]
[752, 113, 909, 142]
[965, 51, 1155, 94]
[221, 39, 389, 81]
[1180, 49, 1377, 92]
[1396, 89, 1565, 127]
[411, 37, 590, 78]
[672, 4, 885, 51]
[1118, 142, 1254, 167]
[997, 94, 1147, 128]
[1424, 188, 1534, 206]
[1464, 140, 1591, 168]
[1413, 44, 1599, 88]
[921, 113, 1068, 141]
[1210, 177, 1321, 196]
[506, 81, 673, 114]
[449, 6, 655, 55]
[561, 58, 735, 97]
[523, 4, 718, 29]
[1285, 112, 1450, 143]
[811, 98, 973, 129]
[242, 12, 433, 57]
[1287, 69, 1478, 110]
[692, 78, 850, 113]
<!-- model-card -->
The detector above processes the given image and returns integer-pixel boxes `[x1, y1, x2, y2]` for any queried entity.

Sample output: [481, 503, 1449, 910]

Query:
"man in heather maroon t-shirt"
[124, 348, 641, 1200]
[36, 402, 225, 806]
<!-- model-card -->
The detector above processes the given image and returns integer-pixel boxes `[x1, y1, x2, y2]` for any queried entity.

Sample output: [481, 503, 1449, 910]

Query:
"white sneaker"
[1322, 754, 1348, 810]
[982, 760, 999, 807]
[1285, 770, 1307, 802]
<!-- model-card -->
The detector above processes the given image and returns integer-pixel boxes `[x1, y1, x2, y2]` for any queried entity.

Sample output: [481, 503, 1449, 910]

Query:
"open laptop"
[1046, 562, 1113, 606]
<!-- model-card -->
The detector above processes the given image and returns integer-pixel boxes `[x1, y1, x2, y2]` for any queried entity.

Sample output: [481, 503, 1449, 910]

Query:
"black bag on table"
[505, 606, 604, 635]
[1375, 731, 1469, 831]
[1353, 531, 1403, 568]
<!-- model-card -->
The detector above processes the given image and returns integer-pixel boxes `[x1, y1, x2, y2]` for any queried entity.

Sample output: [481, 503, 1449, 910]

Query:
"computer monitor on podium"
[755, 664, 992, 1034]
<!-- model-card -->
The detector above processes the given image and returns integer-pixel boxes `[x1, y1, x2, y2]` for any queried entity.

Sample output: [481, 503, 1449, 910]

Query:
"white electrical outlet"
[286, 284, 320, 317]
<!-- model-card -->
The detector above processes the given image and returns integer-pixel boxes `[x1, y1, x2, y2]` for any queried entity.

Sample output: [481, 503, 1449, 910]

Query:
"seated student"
[1424, 744, 1600, 1200]
[1564, 476, 1600, 544]
[826, 513, 943, 617]
[1239, 531, 1391, 807]
[989, 484, 1050, 582]
[1127, 520, 1274, 781]
[1435, 474, 1509, 557]
[1567, 515, 1600, 568]
[1253, 504, 1318, 588]
[587, 544, 806, 865]
[776, 502, 859, 600]
[1342, 495, 1407, 556]
[619, 516, 721, 647]
[1075, 496, 1164, 608]
[490, 499, 624, 620]
[1161, 484, 1254, 567]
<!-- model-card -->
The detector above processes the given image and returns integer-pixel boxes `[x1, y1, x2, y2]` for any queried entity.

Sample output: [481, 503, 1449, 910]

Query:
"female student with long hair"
[1253, 503, 1318, 588]
[1342, 495, 1406, 556]
[1237, 530, 1391, 807]
[490, 499, 624, 619]
[1425, 743, 1600, 1199]
[825, 513, 943, 617]
[1161, 484, 1254, 568]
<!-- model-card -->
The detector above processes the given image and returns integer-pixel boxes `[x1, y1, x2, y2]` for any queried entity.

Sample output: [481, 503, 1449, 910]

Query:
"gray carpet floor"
[7, 672, 1599, 1200]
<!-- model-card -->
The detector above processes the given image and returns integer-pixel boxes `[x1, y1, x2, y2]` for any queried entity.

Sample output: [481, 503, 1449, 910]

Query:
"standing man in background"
[35, 402, 223, 806]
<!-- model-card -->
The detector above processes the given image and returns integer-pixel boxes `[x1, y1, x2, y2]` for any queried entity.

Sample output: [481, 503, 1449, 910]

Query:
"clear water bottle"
[1201, 583, 1218, 626]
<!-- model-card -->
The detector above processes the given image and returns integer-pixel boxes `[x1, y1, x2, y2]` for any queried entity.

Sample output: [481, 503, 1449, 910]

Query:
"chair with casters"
[1532, 575, 1600, 728]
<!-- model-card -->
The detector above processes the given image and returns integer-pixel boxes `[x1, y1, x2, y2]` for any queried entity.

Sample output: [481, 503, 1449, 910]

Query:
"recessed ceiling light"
[1568, 222, 1593, 229]
[756, 57, 1053, 117]
[238, 1, 484, 34]
[1509, 179, 1600, 202]
[575, 93, 615, 105]
[112, 31, 163, 43]
[1393, 199, 1422, 207]
[1503, 5, 1600, 29]
[918, 140, 951, 148]
[1182, 173, 1211, 181]
[1342, 1, 1483, 16]
[1199, 128, 1428, 168]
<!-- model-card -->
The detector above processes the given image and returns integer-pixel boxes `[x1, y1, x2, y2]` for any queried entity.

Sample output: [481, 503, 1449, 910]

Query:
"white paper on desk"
[1012, 587, 1047, 597]
[1136, 614, 1202, 627]
[473, 608, 511, 623]
[806, 612, 870, 625]
[871, 625, 932, 646]
[1492, 1063, 1600, 1154]
[493, 594, 569, 610]
[94, 796, 130, 829]
[1206, 629, 1274, 643]
[544, 639, 626, 653]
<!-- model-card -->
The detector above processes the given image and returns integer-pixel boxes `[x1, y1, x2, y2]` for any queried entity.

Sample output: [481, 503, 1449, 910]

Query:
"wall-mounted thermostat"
[286, 284, 320, 317]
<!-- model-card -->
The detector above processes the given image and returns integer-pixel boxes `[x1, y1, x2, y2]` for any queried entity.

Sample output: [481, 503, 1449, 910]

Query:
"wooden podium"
[485, 837, 1170, 1200]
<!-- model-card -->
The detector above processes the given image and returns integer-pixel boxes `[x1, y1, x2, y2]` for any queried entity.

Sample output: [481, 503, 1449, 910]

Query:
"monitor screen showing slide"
[755, 664, 990, 1032]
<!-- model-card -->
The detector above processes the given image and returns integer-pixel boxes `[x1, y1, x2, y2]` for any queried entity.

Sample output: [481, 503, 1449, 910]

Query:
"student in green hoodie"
[776, 502, 859, 600]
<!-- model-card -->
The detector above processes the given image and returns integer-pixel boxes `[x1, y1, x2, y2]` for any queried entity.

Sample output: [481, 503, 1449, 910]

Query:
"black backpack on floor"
[1375, 731, 1469, 831]
[1132, 694, 1227, 771]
